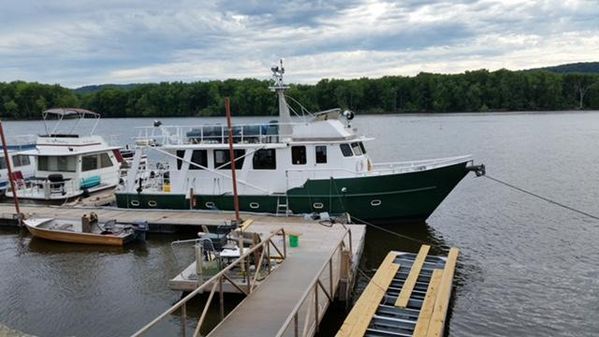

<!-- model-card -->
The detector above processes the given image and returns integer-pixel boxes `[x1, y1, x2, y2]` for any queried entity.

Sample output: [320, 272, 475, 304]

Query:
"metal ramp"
[337, 246, 459, 337]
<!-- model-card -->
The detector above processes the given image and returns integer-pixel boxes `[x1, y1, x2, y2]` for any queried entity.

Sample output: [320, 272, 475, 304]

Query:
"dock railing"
[130, 227, 288, 337]
[275, 227, 353, 337]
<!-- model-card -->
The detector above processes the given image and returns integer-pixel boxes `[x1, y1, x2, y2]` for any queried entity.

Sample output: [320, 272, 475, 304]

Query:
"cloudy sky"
[0, 0, 597, 87]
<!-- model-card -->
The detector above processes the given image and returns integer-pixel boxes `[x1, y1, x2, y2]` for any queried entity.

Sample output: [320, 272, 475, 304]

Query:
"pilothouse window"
[291, 146, 306, 165]
[340, 144, 353, 157]
[253, 149, 276, 170]
[176, 150, 185, 170]
[351, 142, 363, 155]
[190, 150, 208, 170]
[214, 149, 245, 169]
[316, 146, 327, 164]
[82, 155, 99, 171]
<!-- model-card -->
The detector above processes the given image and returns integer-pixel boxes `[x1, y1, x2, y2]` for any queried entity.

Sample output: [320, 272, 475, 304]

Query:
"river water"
[1, 111, 598, 337]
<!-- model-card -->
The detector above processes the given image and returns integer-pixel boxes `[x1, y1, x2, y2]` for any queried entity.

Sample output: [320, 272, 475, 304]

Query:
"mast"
[270, 59, 292, 139]
[224, 97, 241, 224]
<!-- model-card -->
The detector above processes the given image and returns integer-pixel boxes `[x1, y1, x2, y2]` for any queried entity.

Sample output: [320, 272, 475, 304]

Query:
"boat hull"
[25, 224, 131, 246]
[115, 161, 471, 222]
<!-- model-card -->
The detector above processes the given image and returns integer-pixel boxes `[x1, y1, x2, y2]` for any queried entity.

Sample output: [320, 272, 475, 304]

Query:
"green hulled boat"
[116, 61, 484, 222]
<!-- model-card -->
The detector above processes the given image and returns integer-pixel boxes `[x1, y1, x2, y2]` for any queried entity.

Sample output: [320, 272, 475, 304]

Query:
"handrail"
[275, 226, 353, 337]
[131, 227, 288, 337]
[372, 155, 472, 168]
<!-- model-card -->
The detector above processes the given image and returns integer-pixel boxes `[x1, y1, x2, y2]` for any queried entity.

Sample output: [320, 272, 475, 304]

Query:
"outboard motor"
[132, 221, 149, 242]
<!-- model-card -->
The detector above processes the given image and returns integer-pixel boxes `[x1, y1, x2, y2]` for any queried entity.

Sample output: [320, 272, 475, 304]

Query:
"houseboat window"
[190, 150, 208, 170]
[340, 144, 353, 157]
[99, 153, 113, 168]
[253, 149, 276, 170]
[12, 155, 31, 167]
[38, 155, 76, 172]
[359, 142, 367, 154]
[82, 155, 99, 171]
[291, 146, 306, 165]
[176, 150, 185, 170]
[316, 146, 327, 164]
[214, 149, 245, 169]
[351, 142, 363, 155]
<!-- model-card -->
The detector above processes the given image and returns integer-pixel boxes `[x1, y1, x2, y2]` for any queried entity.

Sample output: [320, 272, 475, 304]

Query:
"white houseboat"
[6, 109, 121, 203]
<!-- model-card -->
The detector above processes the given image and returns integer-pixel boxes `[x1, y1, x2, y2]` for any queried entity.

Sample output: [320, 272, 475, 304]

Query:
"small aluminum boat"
[24, 215, 148, 246]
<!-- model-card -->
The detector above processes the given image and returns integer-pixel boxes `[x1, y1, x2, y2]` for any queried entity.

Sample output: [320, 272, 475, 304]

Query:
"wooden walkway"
[336, 246, 459, 337]
[0, 203, 320, 229]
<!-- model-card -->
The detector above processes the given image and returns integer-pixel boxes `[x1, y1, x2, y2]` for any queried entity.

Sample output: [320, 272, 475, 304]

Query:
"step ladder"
[275, 194, 289, 216]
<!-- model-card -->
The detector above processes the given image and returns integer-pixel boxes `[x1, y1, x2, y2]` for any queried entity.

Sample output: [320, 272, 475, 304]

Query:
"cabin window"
[214, 150, 245, 169]
[291, 146, 306, 165]
[190, 150, 208, 170]
[253, 149, 276, 170]
[0, 159, 5, 170]
[340, 144, 353, 157]
[38, 155, 76, 172]
[359, 142, 367, 154]
[176, 150, 185, 170]
[99, 153, 113, 168]
[12, 155, 30, 167]
[82, 155, 99, 171]
[351, 142, 363, 155]
[316, 146, 327, 164]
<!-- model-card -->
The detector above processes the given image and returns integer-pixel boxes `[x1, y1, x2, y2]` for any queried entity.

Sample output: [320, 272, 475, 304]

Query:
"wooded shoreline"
[1, 69, 598, 119]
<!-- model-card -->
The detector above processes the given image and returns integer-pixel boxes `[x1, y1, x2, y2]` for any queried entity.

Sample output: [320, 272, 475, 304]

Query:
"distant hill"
[73, 83, 141, 94]
[528, 62, 599, 74]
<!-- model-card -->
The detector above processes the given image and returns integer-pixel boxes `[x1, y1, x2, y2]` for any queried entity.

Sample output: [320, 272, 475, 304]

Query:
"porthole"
[205, 201, 216, 209]
[148, 200, 157, 207]
[370, 199, 382, 206]
[130, 200, 140, 207]
[313, 202, 324, 209]
[249, 202, 260, 209]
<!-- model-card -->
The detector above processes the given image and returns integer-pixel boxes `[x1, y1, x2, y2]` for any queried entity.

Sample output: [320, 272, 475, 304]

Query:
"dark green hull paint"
[115, 161, 470, 222]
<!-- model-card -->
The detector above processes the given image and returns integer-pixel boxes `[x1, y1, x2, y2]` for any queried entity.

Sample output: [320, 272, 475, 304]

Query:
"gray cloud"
[0, 0, 597, 87]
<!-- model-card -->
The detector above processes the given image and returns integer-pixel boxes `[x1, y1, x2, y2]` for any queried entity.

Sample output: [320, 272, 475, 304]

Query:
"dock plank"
[427, 248, 459, 337]
[413, 269, 442, 337]
[395, 244, 430, 308]
[336, 252, 399, 337]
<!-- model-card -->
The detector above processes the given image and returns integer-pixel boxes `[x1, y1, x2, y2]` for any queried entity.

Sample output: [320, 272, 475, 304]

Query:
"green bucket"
[289, 234, 299, 248]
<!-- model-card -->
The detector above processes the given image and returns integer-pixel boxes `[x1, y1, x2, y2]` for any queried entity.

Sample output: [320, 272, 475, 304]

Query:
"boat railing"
[275, 226, 353, 337]
[371, 155, 472, 173]
[13, 171, 117, 197]
[132, 122, 304, 146]
[131, 227, 288, 337]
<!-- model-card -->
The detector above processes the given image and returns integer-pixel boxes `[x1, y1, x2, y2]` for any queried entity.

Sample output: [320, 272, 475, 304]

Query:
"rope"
[485, 175, 599, 221]
[350, 215, 428, 245]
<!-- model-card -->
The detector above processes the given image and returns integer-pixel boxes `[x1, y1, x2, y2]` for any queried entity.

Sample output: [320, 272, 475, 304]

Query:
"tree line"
[1, 69, 598, 119]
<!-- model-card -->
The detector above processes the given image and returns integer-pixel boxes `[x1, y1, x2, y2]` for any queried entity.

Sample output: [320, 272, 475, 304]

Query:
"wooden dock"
[336, 246, 459, 337]
[0, 203, 326, 231]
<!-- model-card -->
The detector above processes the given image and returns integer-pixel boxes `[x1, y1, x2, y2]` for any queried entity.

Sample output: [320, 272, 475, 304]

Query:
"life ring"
[249, 202, 260, 209]
[356, 160, 365, 172]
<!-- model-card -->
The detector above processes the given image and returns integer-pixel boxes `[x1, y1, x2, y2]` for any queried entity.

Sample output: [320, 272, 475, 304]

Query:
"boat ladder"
[275, 194, 289, 216]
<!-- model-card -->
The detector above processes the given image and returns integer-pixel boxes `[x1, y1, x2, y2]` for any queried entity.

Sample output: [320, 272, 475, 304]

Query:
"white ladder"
[276, 194, 289, 216]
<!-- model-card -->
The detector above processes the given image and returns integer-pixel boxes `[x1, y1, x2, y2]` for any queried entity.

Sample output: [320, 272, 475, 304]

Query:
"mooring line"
[485, 175, 599, 221]
[349, 215, 429, 245]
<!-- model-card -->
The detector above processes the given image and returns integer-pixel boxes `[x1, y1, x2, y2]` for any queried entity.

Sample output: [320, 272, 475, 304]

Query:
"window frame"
[252, 149, 277, 170]
[315, 145, 327, 164]
[291, 146, 307, 165]
[340, 144, 353, 157]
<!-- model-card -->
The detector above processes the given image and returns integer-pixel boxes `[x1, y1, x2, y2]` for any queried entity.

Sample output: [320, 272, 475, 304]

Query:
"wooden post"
[224, 97, 240, 224]
[0, 121, 21, 221]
